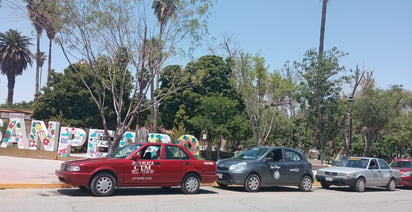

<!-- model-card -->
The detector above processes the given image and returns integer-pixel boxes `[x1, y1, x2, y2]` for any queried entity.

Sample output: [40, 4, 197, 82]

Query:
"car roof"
[392, 158, 412, 161]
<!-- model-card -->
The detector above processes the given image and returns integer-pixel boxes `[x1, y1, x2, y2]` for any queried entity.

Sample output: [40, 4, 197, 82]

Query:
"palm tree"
[151, 0, 177, 132]
[34, 51, 47, 97]
[0, 29, 33, 107]
[319, 0, 328, 58]
[26, 0, 46, 101]
[43, 0, 63, 86]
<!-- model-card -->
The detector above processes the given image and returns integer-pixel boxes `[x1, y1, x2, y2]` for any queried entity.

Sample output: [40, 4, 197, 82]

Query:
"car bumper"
[399, 176, 412, 186]
[201, 174, 219, 183]
[216, 171, 248, 185]
[55, 169, 91, 187]
[315, 175, 357, 186]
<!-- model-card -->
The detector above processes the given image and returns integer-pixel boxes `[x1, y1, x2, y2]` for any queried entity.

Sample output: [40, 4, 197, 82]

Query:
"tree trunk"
[7, 74, 15, 107]
[35, 34, 40, 101]
[319, 0, 328, 57]
[47, 38, 53, 86]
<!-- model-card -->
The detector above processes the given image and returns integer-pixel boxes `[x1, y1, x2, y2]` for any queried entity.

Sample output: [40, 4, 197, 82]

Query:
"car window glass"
[234, 147, 269, 160]
[336, 158, 368, 168]
[378, 159, 390, 169]
[369, 159, 378, 169]
[272, 149, 283, 162]
[107, 143, 142, 158]
[141, 145, 161, 160]
[390, 161, 412, 168]
[165, 146, 189, 160]
[285, 150, 302, 161]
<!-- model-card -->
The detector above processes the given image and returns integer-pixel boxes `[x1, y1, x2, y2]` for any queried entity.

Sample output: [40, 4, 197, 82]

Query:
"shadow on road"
[319, 186, 404, 193]
[213, 185, 310, 193]
[57, 186, 218, 197]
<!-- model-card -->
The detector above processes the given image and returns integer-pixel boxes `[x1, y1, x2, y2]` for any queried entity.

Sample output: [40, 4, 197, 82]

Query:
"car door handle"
[155, 162, 160, 165]
[185, 162, 190, 165]
[270, 165, 281, 169]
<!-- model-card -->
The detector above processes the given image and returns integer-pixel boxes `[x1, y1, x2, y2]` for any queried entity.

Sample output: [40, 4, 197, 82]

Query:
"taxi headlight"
[317, 171, 324, 175]
[402, 171, 412, 177]
[229, 162, 247, 171]
[65, 165, 80, 172]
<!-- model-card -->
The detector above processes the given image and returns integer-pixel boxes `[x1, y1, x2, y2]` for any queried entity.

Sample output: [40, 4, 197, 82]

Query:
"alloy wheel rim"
[186, 177, 198, 192]
[97, 177, 113, 193]
[248, 176, 259, 190]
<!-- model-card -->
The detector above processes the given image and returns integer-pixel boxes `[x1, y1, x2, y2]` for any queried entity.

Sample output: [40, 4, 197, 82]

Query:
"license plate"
[326, 177, 333, 182]
[217, 173, 223, 179]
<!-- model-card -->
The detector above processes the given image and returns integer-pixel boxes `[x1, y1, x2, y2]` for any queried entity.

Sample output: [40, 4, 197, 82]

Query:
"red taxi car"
[55, 143, 218, 196]
[390, 158, 412, 187]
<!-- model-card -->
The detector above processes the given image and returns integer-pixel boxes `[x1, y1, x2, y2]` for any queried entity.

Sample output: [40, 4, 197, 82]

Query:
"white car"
[315, 157, 400, 192]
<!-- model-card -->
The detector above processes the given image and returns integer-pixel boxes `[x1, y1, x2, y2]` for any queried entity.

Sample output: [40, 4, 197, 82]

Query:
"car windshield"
[335, 158, 369, 168]
[107, 143, 142, 159]
[233, 147, 269, 160]
[390, 160, 412, 168]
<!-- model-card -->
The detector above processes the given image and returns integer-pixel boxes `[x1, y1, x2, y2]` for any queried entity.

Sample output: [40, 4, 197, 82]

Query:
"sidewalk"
[0, 155, 320, 189]
[0, 156, 73, 189]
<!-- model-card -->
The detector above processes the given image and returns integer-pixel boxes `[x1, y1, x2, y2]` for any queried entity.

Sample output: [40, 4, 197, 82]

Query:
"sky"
[0, 0, 411, 104]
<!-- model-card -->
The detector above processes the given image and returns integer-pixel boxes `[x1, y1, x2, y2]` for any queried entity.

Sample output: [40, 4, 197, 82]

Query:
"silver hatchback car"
[316, 157, 401, 192]
[216, 146, 313, 192]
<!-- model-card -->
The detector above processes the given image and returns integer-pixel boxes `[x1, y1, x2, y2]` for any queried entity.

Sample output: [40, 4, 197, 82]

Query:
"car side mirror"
[265, 158, 273, 163]
[132, 154, 141, 160]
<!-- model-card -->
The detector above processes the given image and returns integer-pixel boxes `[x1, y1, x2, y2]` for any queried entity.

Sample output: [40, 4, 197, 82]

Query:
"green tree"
[57, 0, 212, 153]
[158, 55, 247, 150]
[32, 58, 132, 129]
[0, 29, 33, 106]
[295, 48, 347, 161]
[190, 95, 250, 153]
[353, 86, 408, 156]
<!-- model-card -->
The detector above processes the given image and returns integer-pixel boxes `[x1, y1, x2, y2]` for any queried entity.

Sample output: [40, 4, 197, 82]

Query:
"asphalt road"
[0, 186, 411, 212]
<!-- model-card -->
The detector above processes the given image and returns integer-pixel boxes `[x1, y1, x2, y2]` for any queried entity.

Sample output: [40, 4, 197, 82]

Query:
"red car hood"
[64, 157, 121, 165]
[392, 167, 412, 175]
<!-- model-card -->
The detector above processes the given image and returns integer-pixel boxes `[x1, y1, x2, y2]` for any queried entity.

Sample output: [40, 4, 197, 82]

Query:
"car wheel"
[217, 182, 228, 188]
[299, 175, 312, 192]
[244, 173, 261, 192]
[90, 172, 116, 196]
[320, 182, 330, 189]
[181, 173, 200, 194]
[386, 178, 396, 191]
[354, 178, 365, 192]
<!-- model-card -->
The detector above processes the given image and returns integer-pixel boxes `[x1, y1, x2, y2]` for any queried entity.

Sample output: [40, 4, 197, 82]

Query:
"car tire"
[354, 178, 365, 192]
[320, 182, 330, 189]
[217, 182, 228, 188]
[244, 173, 261, 192]
[181, 173, 200, 194]
[299, 175, 312, 192]
[90, 172, 116, 196]
[386, 178, 396, 191]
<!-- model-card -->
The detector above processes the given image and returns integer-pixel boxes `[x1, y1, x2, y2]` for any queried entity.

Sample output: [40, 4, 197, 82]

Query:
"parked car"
[216, 146, 313, 192]
[316, 157, 401, 192]
[390, 158, 412, 187]
[55, 143, 218, 196]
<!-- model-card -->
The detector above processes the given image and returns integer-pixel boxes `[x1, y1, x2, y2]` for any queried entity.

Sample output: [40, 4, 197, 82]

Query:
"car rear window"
[390, 160, 412, 168]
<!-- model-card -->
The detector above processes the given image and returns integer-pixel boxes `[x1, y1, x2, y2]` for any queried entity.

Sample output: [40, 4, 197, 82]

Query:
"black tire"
[386, 178, 396, 191]
[299, 175, 313, 192]
[354, 178, 365, 192]
[320, 182, 330, 189]
[90, 172, 116, 196]
[217, 182, 228, 188]
[181, 173, 200, 194]
[244, 173, 261, 192]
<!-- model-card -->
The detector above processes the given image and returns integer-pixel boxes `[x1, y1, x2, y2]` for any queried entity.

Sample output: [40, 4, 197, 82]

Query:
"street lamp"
[348, 96, 354, 156]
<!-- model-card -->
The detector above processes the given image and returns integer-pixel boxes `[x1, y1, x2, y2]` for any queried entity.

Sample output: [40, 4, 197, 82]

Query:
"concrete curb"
[0, 182, 320, 189]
